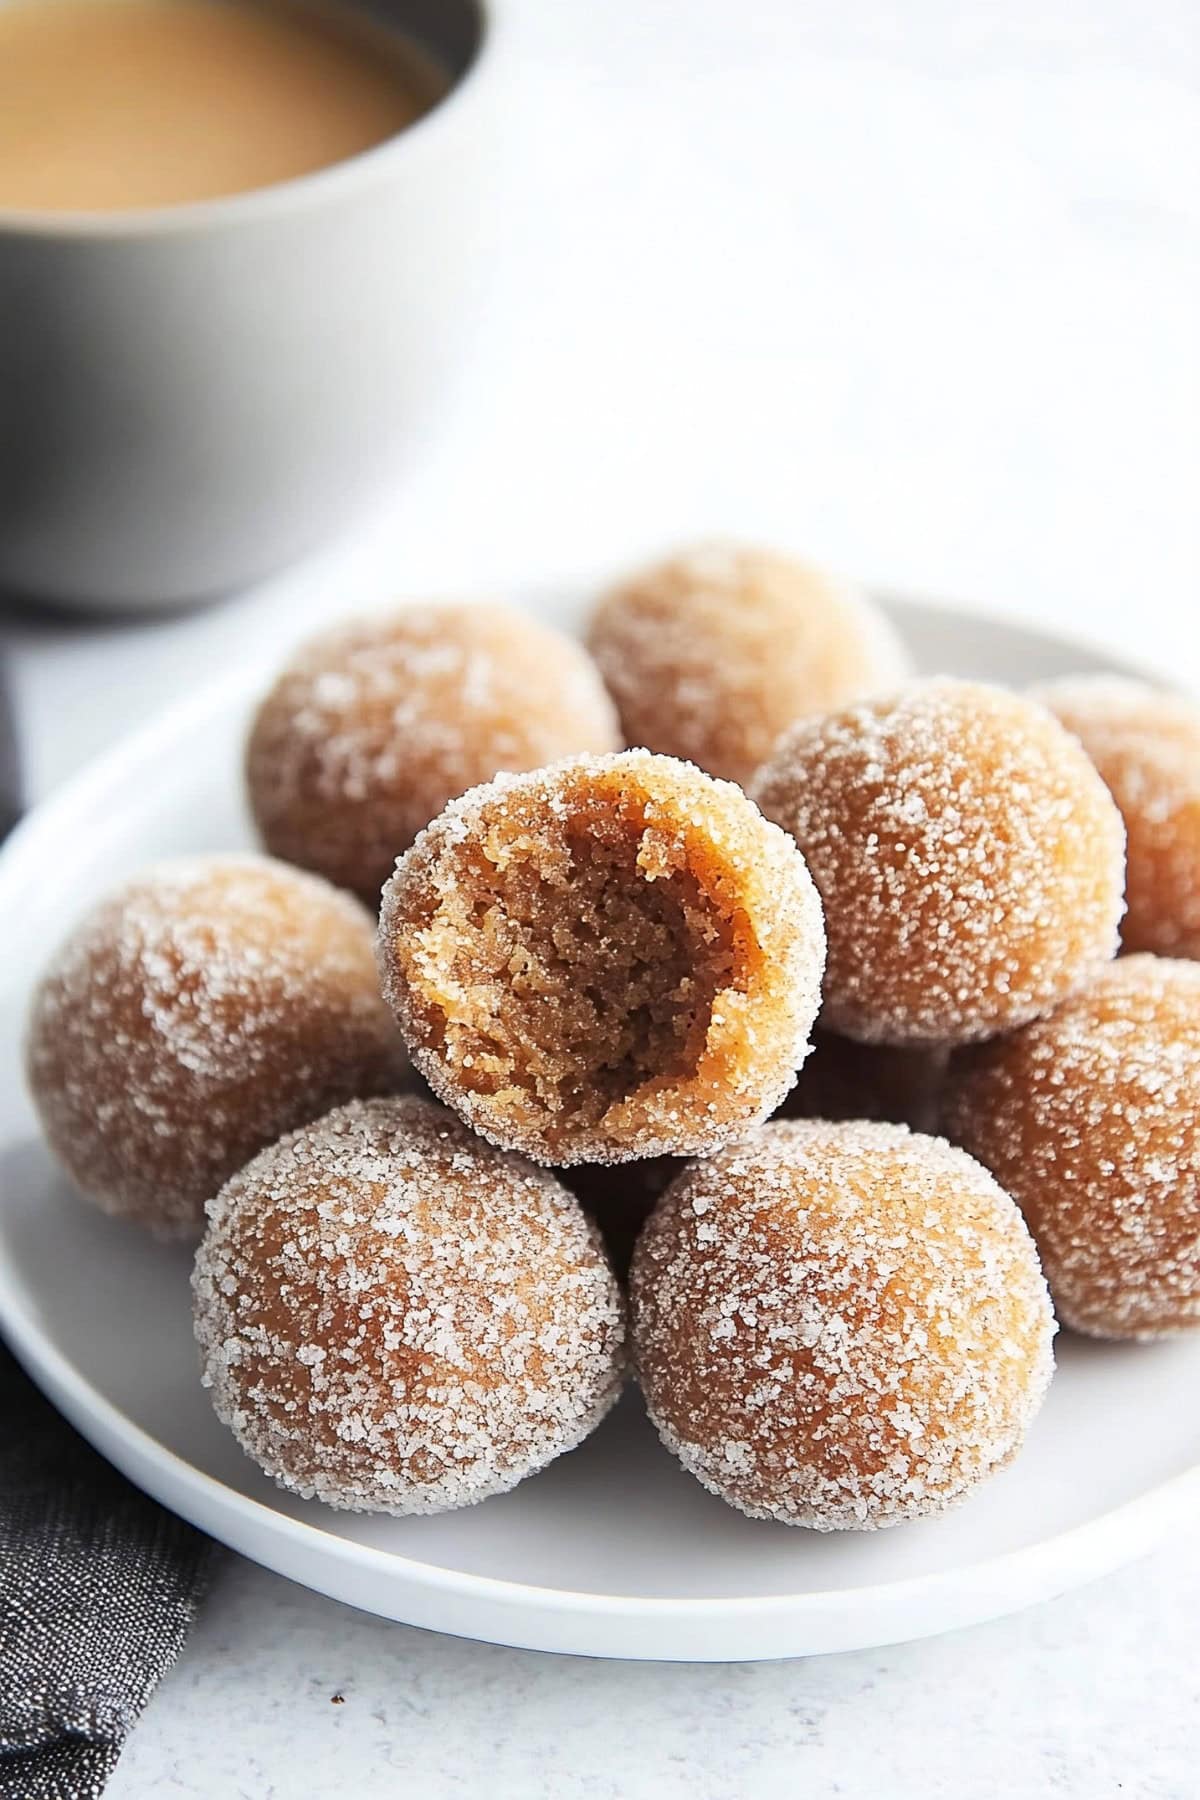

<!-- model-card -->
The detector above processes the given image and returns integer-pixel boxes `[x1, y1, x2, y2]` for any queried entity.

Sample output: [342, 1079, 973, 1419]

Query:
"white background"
[4, 0, 1198, 1794]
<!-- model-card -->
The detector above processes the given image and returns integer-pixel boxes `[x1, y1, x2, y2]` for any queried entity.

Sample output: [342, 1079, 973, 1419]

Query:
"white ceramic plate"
[2, 589, 1197, 1663]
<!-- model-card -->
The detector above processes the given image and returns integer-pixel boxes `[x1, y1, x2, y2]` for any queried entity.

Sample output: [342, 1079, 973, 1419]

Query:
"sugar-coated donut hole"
[192, 1096, 627, 1514]
[942, 955, 1200, 1340]
[1031, 674, 1200, 961]
[25, 855, 407, 1238]
[246, 602, 621, 906]
[631, 1119, 1055, 1529]
[588, 542, 908, 788]
[752, 678, 1127, 1046]
[379, 751, 826, 1165]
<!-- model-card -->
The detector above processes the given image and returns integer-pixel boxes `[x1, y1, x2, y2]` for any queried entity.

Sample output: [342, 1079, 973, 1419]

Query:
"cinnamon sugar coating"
[942, 955, 1200, 1340]
[752, 679, 1126, 1046]
[378, 751, 827, 1165]
[1032, 675, 1200, 960]
[631, 1120, 1054, 1528]
[587, 543, 907, 788]
[25, 856, 407, 1238]
[193, 1096, 626, 1514]
[247, 603, 621, 905]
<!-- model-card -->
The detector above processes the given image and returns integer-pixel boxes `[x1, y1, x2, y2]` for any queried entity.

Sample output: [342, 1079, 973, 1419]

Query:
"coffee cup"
[0, 0, 490, 611]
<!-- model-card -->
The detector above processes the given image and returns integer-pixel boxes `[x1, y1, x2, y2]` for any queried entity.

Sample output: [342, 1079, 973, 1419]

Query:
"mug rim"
[0, 0, 493, 241]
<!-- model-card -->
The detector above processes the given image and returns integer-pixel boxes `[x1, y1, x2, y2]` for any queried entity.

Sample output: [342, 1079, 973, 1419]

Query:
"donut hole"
[405, 793, 744, 1147]
[25, 855, 406, 1237]
[193, 1096, 626, 1514]
[587, 543, 908, 788]
[246, 603, 621, 906]
[382, 749, 826, 1165]
[752, 679, 1126, 1045]
[631, 1120, 1056, 1528]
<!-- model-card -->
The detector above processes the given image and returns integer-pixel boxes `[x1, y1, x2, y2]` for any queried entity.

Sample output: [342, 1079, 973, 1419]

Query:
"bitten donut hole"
[408, 797, 740, 1140]
[382, 750, 826, 1165]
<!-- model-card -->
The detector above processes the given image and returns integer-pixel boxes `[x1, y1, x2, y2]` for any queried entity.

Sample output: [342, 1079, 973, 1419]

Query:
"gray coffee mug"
[0, 0, 489, 611]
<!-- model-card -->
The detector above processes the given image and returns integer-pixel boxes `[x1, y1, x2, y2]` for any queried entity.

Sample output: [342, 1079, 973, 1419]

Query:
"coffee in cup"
[0, 0, 450, 214]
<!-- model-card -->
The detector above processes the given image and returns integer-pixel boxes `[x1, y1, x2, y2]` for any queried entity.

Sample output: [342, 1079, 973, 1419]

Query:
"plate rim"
[3, 591, 1196, 1659]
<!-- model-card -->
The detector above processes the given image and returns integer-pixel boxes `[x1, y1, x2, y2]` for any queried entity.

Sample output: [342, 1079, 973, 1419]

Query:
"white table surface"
[3, 1, 1198, 1794]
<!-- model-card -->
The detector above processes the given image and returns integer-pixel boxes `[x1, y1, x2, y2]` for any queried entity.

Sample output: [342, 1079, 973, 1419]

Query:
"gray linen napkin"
[0, 662, 216, 1798]
[0, 1350, 216, 1799]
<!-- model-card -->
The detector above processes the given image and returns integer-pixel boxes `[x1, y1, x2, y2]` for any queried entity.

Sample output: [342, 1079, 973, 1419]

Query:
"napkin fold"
[0, 1346, 216, 1800]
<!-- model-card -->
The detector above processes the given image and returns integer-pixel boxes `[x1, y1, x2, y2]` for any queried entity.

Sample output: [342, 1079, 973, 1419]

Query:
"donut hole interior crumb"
[410, 793, 744, 1138]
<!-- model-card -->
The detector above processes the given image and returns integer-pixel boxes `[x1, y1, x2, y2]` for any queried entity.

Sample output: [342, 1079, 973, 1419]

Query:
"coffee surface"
[0, 0, 447, 213]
